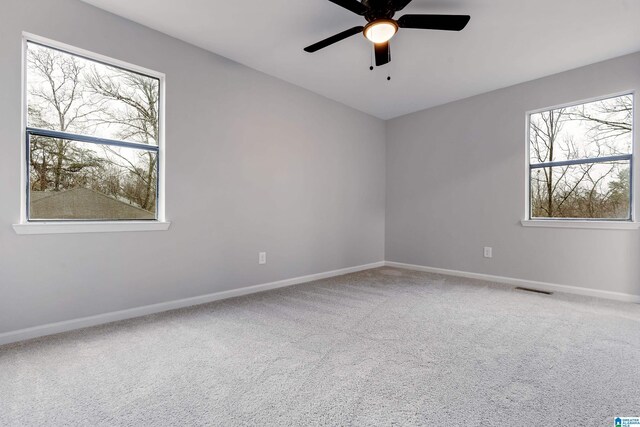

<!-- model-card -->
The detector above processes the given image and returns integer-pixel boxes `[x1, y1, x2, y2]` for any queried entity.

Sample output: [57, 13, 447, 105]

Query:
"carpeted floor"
[1, 267, 639, 426]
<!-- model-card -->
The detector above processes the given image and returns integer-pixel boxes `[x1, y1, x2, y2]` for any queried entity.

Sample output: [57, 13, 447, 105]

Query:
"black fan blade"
[397, 14, 470, 31]
[304, 26, 364, 53]
[392, 0, 413, 12]
[328, 0, 368, 15]
[374, 42, 390, 66]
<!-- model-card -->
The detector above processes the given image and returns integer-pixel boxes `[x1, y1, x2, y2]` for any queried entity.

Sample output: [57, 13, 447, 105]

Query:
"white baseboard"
[4, 259, 636, 346]
[0, 261, 385, 346]
[385, 261, 640, 303]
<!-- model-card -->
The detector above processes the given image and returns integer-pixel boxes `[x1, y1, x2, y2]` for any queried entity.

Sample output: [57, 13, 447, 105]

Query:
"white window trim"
[521, 219, 640, 230]
[15, 33, 169, 235]
[522, 90, 637, 229]
[13, 221, 171, 235]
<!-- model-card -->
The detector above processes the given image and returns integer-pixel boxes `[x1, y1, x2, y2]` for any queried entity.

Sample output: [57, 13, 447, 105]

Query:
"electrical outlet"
[483, 247, 492, 258]
[258, 252, 267, 265]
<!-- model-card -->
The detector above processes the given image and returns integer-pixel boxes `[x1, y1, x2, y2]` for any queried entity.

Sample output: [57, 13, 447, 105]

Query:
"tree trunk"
[53, 140, 65, 191]
[546, 113, 555, 217]
[142, 152, 155, 210]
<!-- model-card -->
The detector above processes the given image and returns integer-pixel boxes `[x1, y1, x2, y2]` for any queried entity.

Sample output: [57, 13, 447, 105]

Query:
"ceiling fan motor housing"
[362, 0, 399, 21]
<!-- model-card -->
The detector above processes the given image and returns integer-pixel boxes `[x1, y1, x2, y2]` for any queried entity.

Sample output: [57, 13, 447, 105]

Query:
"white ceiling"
[81, 0, 640, 119]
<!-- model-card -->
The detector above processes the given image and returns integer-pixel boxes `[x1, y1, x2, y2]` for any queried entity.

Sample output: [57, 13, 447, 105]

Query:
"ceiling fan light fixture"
[364, 19, 398, 44]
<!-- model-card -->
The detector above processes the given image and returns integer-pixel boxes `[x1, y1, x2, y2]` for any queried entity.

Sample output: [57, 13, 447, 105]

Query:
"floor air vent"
[515, 287, 553, 295]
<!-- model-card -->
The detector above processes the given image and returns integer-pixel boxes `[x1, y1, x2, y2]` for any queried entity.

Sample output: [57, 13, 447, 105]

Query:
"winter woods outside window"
[528, 94, 633, 220]
[25, 40, 162, 221]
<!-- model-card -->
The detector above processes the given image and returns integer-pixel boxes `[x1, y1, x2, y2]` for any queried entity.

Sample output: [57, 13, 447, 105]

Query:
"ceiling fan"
[304, 0, 470, 67]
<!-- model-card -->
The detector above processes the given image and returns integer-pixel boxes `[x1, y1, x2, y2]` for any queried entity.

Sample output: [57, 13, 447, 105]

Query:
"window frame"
[523, 91, 638, 229]
[14, 33, 169, 234]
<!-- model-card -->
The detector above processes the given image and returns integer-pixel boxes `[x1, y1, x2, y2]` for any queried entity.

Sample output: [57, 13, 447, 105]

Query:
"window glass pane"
[26, 42, 159, 145]
[529, 94, 632, 164]
[530, 161, 630, 219]
[29, 136, 157, 220]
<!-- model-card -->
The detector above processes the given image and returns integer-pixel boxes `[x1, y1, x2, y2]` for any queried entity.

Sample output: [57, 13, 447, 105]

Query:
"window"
[22, 36, 164, 225]
[528, 93, 633, 221]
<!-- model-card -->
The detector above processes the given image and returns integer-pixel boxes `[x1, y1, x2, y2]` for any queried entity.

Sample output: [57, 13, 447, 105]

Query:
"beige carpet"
[1, 267, 639, 426]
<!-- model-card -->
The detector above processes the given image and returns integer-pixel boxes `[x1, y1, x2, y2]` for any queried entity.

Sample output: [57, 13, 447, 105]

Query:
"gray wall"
[386, 52, 640, 297]
[0, 0, 386, 334]
[2, 0, 638, 337]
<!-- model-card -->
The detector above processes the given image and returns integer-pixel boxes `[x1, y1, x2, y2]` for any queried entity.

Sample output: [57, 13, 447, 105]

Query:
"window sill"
[12, 221, 171, 235]
[521, 220, 639, 230]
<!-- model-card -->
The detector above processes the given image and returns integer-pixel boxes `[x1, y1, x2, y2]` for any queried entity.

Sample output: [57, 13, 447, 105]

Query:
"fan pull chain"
[387, 42, 391, 81]
[368, 43, 390, 80]
[369, 46, 373, 71]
